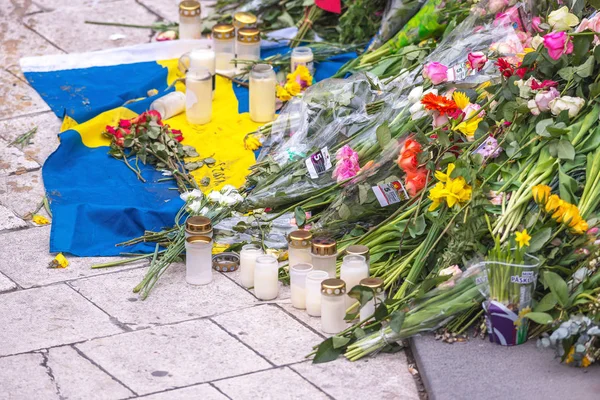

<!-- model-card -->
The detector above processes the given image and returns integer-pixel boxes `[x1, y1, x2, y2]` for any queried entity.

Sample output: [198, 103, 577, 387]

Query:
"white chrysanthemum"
[207, 191, 223, 203]
[187, 201, 202, 214]
[180, 189, 204, 202]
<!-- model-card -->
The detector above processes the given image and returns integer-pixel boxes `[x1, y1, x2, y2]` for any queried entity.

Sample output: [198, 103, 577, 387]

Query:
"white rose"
[549, 96, 585, 118]
[407, 86, 424, 103]
[409, 88, 437, 120]
[207, 191, 223, 203]
[548, 6, 579, 31]
[514, 78, 533, 99]
[530, 35, 543, 50]
[527, 99, 540, 116]
[180, 189, 204, 202]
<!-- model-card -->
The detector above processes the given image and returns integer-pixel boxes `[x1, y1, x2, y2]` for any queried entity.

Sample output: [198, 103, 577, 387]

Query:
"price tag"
[305, 147, 332, 179]
[446, 62, 477, 82]
[372, 181, 409, 207]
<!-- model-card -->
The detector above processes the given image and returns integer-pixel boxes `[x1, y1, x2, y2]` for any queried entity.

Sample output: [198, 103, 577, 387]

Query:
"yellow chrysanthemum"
[32, 214, 50, 225]
[48, 253, 69, 269]
[544, 194, 563, 214]
[284, 80, 302, 97]
[276, 85, 292, 101]
[532, 184, 552, 205]
[570, 219, 589, 235]
[244, 134, 262, 151]
[515, 229, 531, 248]
[452, 91, 470, 110]
[454, 116, 483, 138]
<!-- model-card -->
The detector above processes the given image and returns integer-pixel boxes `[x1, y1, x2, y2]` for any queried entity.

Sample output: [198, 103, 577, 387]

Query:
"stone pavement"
[0, 1, 420, 399]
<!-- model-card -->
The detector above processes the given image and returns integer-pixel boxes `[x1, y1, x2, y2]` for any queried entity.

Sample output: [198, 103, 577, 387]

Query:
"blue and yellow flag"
[21, 39, 354, 256]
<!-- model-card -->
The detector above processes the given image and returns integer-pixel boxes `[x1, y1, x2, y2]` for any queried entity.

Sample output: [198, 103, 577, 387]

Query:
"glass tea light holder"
[287, 229, 313, 268]
[345, 245, 370, 268]
[321, 278, 347, 334]
[239, 244, 263, 288]
[359, 277, 386, 322]
[254, 255, 279, 300]
[150, 91, 186, 120]
[236, 27, 261, 74]
[185, 215, 213, 238]
[305, 270, 329, 317]
[185, 235, 213, 285]
[311, 237, 337, 278]
[180, 46, 216, 93]
[212, 23, 236, 76]
[178, 0, 202, 40]
[340, 254, 369, 309]
[290, 263, 313, 309]
[249, 64, 276, 123]
[185, 66, 212, 125]
[291, 46, 314, 74]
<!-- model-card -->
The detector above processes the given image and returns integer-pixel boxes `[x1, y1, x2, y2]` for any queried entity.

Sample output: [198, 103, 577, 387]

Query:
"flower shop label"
[446, 62, 477, 82]
[372, 181, 409, 207]
[306, 147, 332, 179]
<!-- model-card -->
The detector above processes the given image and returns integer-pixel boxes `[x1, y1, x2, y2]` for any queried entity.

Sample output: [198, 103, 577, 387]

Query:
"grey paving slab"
[1, 0, 42, 18]
[138, 384, 227, 400]
[0, 112, 62, 164]
[214, 366, 329, 400]
[292, 353, 419, 400]
[226, 268, 291, 301]
[76, 318, 272, 395]
[0, 225, 147, 288]
[24, 0, 158, 53]
[0, 204, 27, 231]
[213, 303, 323, 366]
[0, 271, 17, 293]
[46, 345, 135, 399]
[278, 301, 325, 338]
[0, 352, 59, 400]
[0, 284, 123, 356]
[1, 168, 44, 217]
[411, 334, 600, 400]
[0, 68, 50, 120]
[0, 137, 40, 176]
[70, 264, 257, 329]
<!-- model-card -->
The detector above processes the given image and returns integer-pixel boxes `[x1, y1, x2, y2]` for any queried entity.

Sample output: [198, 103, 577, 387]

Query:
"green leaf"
[358, 184, 369, 205]
[390, 311, 406, 334]
[573, 36, 592, 64]
[525, 312, 554, 325]
[332, 335, 351, 349]
[528, 227, 552, 253]
[558, 166, 578, 203]
[376, 123, 392, 150]
[437, 129, 450, 147]
[313, 337, 343, 364]
[408, 214, 426, 238]
[338, 204, 351, 220]
[521, 51, 538, 67]
[374, 303, 388, 321]
[294, 206, 306, 228]
[347, 285, 374, 306]
[558, 66, 575, 81]
[536, 119, 554, 137]
[543, 271, 569, 307]
[534, 292, 558, 312]
[574, 56, 595, 78]
[557, 140, 575, 160]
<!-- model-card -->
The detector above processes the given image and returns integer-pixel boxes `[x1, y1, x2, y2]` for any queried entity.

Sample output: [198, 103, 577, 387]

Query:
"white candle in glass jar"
[254, 255, 279, 300]
[150, 91, 186, 120]
[291, 46, 314, 74]
[185, 216, 213, 239]
[185, 236, 213, 285]
[287, 229, 313, 268]
[340, 254, 369, 309]
[305, 270, 329, 317]
[345, 245, 370, 268]
[186, 67, 212, 125]
[311, 237, 337, 278]
[321, 278, 347, 334]
[249, 64, 276, 123]
[178, 1, 202, 40]
[213, 23, 236, 76]
[290, 263, 313, 309]
[359, 277, 386, 322]
[239, 244, 263, 288]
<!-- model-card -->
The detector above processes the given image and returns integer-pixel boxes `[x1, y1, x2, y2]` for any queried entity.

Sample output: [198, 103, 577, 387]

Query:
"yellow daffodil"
[582, 355, 592, 368]
[48, 253, 69, 269]
[514, 307, 531, 327]
[284, 80, 302, 97]
[532, 184, 551, 205]
[434, 163, 455, 183]
[544, 194, 563, 214]
[428, 182, 447, 211]
[570, 219, 589, 235]
[428, 164, 472, 211]
[452, 91, 470, 110]
[454, 116, 483, 139]
[444, 177, 472, 207]
[515, 229, 531, 248]
[290, 65, 313, 86]
[32, 214, 50, 225]
[276, 85, 292, 101]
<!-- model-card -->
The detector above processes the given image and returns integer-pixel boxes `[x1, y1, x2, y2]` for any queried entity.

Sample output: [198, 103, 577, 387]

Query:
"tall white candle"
[305, 270, 329, 317]
[290, 263, 313, 309]
[311, 237, 337, 278]
[185, 236, 213, 285]
[291, 46, 314, 74]
[288, 229, 313, 268]
[249, 64, 276, 123]
[185, 67, 212, 125]
[239, 244, 263, 288]
[359, 277, 386, 322]
[320, 278, 347, 334]
[178, 1, 202, 40]
[254, 255, 279, 300]
[340, 255, 369, 309]
[213, 23, 236, 76]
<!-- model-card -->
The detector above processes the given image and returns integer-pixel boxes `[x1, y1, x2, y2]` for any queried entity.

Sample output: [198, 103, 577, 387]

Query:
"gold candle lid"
[179, 1, 201, 17]
[360, 277, 384, 293]
[345, 245, 370, 262]
[212, 252, 240, 272]
[233, 12, 257, 29]
[321, 278, 346, 296]
[237, 27, 260, 43]
[186, 235, 212, 244]
[212, 23, 235, 40]
[186, 216, 212, 234]
[311, 237, 337, 256]
[288, 230, 312, 248]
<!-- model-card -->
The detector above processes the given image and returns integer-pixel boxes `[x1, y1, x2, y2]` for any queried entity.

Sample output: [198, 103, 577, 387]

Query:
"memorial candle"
[305, 270, 329, 317]
[321, 278, 347, 334]
[290, 263, 313, 309]
[239, 244, 263, 288]
[185, 235, 213, 285]
[340, 254, 369, 309]
[254, 255, 279, 300]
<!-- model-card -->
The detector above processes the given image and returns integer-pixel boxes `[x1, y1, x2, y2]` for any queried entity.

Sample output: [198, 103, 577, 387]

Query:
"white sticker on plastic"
[372, 181, 409, 207]
[305, 147, 332, 179]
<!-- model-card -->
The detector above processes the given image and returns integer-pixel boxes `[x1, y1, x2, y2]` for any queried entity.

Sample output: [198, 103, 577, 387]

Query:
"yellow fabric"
[60, 115, 80, 133]
[66, 67, 263, 192]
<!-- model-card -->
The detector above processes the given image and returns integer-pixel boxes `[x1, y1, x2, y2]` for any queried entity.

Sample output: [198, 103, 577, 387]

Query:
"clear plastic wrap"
[213, 212, 297, 249]
[367, 0, 427, 51]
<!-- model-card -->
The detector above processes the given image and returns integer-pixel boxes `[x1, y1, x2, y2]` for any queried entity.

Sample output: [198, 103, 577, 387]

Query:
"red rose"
[398, 151, 418, 173]
[105, 125, 117, 135]
[115, 137, 124, 147]
[147, 110, 162, 122]
[119, 119, 132, 129]
[405, 168, 428, 197]
[401, 138, 422, 155]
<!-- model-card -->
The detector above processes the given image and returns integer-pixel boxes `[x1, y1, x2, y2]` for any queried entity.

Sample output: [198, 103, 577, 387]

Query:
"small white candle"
[185, 67, 212, 125]
[359, 277, 386, 322]
[287, 229, 313, 268]
[290, 263, 313, 309]
[305, 270, 329, 317]
[239, 244, 263, 288]
[311, 238, 337, 278]
[254, 255, 279, 300]
[213, 23, 236, 76]
[249, 64, 276, 123]
[185, 236, 213, 285]
[150, 92, 186, 120]
[340, 254, 369, 310]
[178, 1, 202, 40]
[320, 278, 347, 334]
[291, 46, 314, 74]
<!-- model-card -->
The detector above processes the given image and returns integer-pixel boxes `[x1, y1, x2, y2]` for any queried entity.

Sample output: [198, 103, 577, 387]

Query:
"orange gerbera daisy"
[421, 93, 459, 116]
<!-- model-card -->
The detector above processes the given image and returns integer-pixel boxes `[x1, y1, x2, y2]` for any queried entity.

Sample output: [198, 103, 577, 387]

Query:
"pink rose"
[532, 17, 543, 32]
[543, 31, 573, 60]
[463, 103, 485, 118]
[423, 62, 448, 85]
[535, 87, 560, 113]
[467, 52, 488, 71]
[576, 15, 600, 44]
[431, 112, 449, 128]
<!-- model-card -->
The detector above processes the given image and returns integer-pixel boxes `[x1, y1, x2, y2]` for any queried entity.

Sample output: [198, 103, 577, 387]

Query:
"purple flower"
[474, 136, 502, 159]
